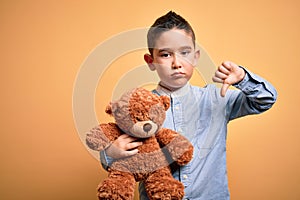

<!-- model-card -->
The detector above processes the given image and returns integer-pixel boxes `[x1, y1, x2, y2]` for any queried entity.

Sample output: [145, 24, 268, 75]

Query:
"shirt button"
[175, 106, 180, 110]
[183, 174, 188, 179]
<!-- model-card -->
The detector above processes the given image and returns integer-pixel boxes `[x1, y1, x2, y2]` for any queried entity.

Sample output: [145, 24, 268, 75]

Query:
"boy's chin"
[161, 82, 187, 91]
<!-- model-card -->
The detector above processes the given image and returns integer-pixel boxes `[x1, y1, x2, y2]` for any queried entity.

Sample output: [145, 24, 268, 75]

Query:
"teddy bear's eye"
[135, 117, 142, 121]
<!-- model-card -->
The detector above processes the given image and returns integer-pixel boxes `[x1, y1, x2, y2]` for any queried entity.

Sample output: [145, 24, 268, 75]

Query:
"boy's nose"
[172, 64, 182, 69]
[172, 55, 182, 69]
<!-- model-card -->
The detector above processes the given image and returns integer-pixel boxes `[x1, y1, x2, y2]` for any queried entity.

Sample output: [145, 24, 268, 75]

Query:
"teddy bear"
[86, 87, 194, 200]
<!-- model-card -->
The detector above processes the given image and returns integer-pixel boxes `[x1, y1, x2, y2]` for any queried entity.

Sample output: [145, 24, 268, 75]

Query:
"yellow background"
[1, 0, 299, 199]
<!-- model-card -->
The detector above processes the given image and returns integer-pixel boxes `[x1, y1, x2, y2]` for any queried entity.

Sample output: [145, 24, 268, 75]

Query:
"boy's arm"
[226, 66, 277, 120]
[212, 61, 277, 120]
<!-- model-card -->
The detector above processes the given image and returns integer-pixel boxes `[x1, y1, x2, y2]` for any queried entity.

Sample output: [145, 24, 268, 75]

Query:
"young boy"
[101, 11, 277, 199]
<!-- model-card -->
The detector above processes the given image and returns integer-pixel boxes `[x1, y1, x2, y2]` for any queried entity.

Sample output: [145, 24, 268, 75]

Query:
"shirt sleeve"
[226, 66, 278, 121]
[99, 150, 115, 171]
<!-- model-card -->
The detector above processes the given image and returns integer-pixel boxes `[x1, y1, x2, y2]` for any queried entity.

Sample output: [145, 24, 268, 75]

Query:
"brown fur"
[86, 88, 193, 200]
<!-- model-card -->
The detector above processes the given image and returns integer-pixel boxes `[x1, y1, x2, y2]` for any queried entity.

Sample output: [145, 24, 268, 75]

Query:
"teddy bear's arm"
[86, 123, 122, 151]
[156, 128, 193, 166]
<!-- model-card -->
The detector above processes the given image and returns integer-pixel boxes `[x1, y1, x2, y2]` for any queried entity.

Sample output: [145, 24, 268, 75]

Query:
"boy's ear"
[193, 49, 200, 66]
[144, 53, 156, 71]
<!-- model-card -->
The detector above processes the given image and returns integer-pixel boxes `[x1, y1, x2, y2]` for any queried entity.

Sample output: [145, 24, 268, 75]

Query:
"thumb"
[221, 83, 230, 97]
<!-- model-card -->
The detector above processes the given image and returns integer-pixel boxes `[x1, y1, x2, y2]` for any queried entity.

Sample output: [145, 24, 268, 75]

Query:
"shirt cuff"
[232, 66, 275, 97]
[99, 150, 115, 170]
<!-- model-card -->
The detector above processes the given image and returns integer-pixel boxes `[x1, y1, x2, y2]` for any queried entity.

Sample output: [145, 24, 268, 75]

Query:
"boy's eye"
[160, 52, 171, 58]
[180, 50, 191, 56]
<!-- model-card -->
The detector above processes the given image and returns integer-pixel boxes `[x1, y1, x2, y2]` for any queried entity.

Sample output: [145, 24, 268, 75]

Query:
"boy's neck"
[158, 82, 177, 91]
[157, 82, 190, 97]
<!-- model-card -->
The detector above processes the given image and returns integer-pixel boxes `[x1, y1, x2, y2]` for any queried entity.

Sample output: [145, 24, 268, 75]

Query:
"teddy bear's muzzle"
[129, 121, 158, 138]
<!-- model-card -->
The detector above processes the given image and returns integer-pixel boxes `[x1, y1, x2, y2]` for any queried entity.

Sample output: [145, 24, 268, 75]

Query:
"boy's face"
[144, 28, 200, 91]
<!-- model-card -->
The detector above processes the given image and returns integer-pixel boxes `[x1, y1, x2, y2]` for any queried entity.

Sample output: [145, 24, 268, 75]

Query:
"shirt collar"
[156, 82, 191, 98]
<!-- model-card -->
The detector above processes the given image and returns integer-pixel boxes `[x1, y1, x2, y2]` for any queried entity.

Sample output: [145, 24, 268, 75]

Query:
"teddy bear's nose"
[143, 123, 152, 133]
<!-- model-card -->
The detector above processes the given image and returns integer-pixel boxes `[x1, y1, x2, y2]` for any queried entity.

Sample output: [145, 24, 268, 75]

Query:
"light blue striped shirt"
[100, 67, 277, 200]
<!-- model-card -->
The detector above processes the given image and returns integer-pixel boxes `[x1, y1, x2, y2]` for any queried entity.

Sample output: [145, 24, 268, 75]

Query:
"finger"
[119, 134, 139, 143]
[122, 149, 139, 157]
[221, 83, 230, 97]
[218, 65, 230, 75]
[118, 134, 132, 139]
[222, 61, 233, 71]
[125, 141, 143, 150]
[215, 70, 228, 80]
[212, 76, 223, 83]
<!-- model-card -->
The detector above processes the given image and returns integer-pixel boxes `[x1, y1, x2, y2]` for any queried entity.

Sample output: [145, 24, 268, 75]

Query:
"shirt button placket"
[172, 99, 183, 135]
[183, 174, 188, 180]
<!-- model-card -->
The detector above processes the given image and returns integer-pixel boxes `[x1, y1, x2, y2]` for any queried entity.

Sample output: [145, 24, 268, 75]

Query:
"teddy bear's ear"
[105, 102, 113, 116]
[160, 95, 170, 111]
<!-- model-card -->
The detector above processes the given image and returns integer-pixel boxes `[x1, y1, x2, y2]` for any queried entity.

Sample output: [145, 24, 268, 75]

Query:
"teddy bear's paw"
[146, 179, 184, 200]
[145, 167, 185, 200]
[97, 181, 134, 200]
[97, 189, 132, 200]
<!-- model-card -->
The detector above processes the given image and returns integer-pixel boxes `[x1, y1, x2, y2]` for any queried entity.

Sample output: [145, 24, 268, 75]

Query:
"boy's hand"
[105, 134, 142, 159]
[212, 61, 245, 97]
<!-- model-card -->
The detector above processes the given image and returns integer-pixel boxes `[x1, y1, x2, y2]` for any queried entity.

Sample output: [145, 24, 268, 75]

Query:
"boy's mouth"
[172, 71, 185, 76]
